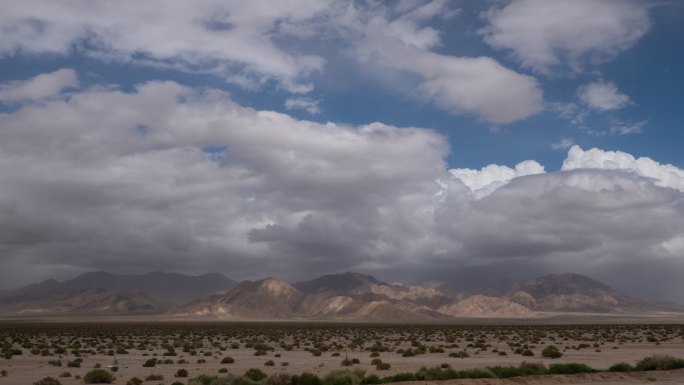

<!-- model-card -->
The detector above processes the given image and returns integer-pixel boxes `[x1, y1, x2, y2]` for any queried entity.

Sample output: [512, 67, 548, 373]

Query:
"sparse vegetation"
[83, 368, 115, 383]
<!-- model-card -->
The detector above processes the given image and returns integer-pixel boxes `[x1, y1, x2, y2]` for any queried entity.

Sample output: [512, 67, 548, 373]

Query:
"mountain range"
[0, 271, 681, 321]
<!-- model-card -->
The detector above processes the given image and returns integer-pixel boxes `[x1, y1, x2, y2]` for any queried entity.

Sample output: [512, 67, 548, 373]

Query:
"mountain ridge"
[1, 271, 682, 321]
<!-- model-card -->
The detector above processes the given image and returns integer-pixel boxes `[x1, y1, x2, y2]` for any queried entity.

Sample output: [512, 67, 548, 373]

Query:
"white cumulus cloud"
[449, 160, 545, 198]
[481, 0, 651, 73]
[0, 68, 78, 103]
[577, 80, 632, 111]
[562, 145, 684, 191]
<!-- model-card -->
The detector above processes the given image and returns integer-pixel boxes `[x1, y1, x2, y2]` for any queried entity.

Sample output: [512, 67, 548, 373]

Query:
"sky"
[0, 0, 683, 301]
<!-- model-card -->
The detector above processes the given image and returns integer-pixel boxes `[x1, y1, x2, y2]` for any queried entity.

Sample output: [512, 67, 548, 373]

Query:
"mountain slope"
[0, 288, 162, 316]
[2, 271, 236, 305]
[500, 273, 667, 313]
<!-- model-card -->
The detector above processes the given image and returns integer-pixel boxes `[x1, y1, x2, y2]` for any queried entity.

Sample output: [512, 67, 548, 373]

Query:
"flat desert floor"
[1, 320, 683, 384]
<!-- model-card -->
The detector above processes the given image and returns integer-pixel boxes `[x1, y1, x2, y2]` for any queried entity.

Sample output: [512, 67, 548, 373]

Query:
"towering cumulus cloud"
[0, 71, 682, 300]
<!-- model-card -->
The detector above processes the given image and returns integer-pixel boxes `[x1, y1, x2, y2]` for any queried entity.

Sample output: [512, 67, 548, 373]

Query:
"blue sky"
[1, 1, 682, 171]
[0, 0, 683, 300]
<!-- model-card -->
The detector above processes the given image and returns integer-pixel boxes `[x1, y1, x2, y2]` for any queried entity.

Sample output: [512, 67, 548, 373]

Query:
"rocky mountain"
[178, 276, 452, 321]
[2, 271, 681, 320]
[294, 272, 452, 308]
[438, 295, 535, 318]
[1, 271, 236, 305]
[0, 288, 162, 316]
[497, 273, 678, 313]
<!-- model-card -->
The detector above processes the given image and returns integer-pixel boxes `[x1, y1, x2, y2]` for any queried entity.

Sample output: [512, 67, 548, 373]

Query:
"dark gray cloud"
[0, 72, 682, 301]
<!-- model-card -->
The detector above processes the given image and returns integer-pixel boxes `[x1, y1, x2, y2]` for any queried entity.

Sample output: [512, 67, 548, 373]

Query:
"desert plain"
[2, 319, 684, 385]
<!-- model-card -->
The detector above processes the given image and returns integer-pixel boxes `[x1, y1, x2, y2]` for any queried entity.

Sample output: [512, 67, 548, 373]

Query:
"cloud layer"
[482, 0, 651, 73]
[0, 0, 543, 124]
[0, 71, 682, 301]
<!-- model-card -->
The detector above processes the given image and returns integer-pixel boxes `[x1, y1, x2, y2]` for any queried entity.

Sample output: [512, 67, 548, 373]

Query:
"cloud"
[0, 1, 329, 92]
[0, 68, 78, 103]
[577, 80, 632, 111]
[0, 1, 544, 124]
[552, 138, 575, 150]
[285, 97, 321, 114]
[609, 119, 646, 135]
[343, 2, 544, 124]
[0, 71, 682, 301]
[449, 160, 545, 198]
[562, 145, 684, 191]
[481, 0, 651, 73]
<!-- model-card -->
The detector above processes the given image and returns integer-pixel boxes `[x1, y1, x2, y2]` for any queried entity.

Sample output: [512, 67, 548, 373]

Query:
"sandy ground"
[1, 321, 683, 384]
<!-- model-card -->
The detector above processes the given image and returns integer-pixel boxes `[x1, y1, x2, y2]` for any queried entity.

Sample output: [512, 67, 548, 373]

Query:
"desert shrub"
[292, 372, 322, 385]
[381, 372, 416, 382]
[221, 356, 235, 364]
[608, 362, 634, 372]
[171, 382, 185, 385]
[59, 372, 72, 378]
[188, 375, 234, 385]
[635, 355, 684, 371]
[83, 368, 115, 383]
[267, 373, 293, 385]
[548, 363, 595, 374]
[265, 360, 275, 366]
[370, 358, 382, 365]
[48, 359, 62, 366]
[448, 351, 468, 358]
[375, 363, 391, 370]
[143, 358, 156, 367]
[34, 377, 62, 385]
[110, 366, 118, 372]
[282, 362, 289, 366]
[361, 374, 380, 385]
[488, 366, 523, 378]
[0, 369, 6, 377]
[541, 345, 562, 358]
[145, 374, 164, 381]
[323, 370, 361, 385]
[218, 368, 228, 373]
[176, 368, 189, 377]
[245, 368, 267, 381]
[516, 362, 547, 376]
[429, 347, 444, 353]
[453, 368, 495, 379]
[66, 360, 81, 367]
[521, 349, 534, 356]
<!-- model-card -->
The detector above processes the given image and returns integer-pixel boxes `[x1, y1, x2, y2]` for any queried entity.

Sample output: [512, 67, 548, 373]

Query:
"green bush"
[521, 349, 534, 356]
[221, 356, 235, 364]
[635, 355, 684, 371]
[83, 368, 115, 384]
[292, 372, 322, 385]
[608, 362, 634, 372]
[361, 374, 380, 385]
[541, 345, 562, 359]
[143, 358, 156, 367]
[244, 368, 267, 381]
[125, 377, 142, 385]
[176, 368, 189, 377]
[323, 370, 362, 385]
[516, 362, 547, 376]
[265, 359, 275, 366]
[33, 377, 62, 385]
[548, 363, 595, 374]
[145, 374, 164, 381]
[267, 373, 293, 385]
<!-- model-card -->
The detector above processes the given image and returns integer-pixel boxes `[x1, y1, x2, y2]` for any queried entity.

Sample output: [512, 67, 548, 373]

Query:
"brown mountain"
[499, 273, 677, 313]
[0, 288, 162, 316]
[177, 277, 450, 322]
[1, 271, 236, 305]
